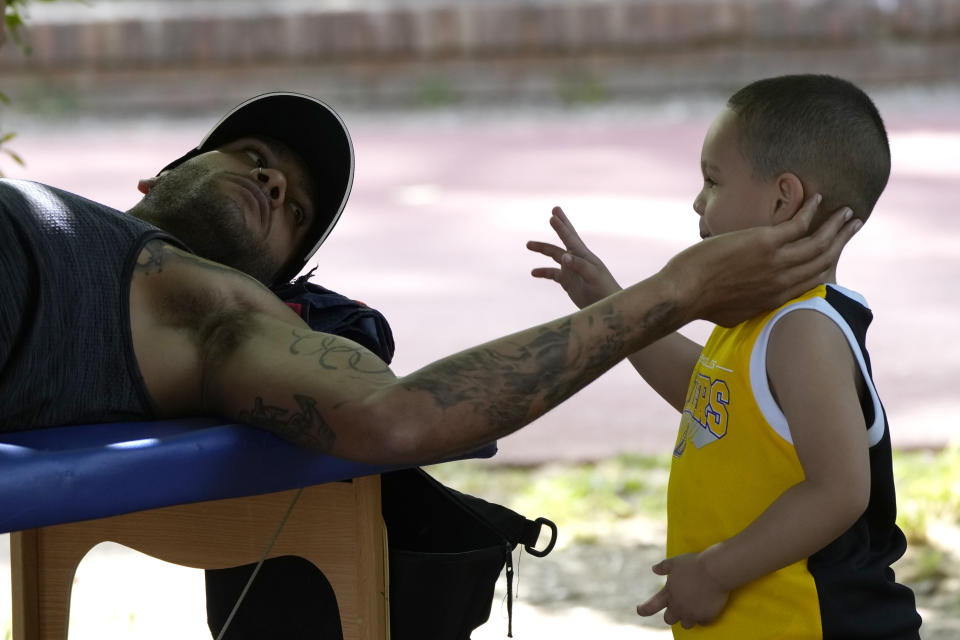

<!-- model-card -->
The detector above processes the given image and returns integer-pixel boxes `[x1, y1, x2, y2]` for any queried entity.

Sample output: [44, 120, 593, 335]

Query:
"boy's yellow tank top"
[666, 288, 825, 639]
[665, 284, 920, 639]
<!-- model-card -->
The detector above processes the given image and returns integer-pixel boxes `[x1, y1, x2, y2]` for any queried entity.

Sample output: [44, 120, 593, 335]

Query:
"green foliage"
[906, 546, 949, 583]
[431, 446, 959, 550]
[1, 0, 83, 174]
[2, 0, 34, 173]
[416, 76, 460, 107]
[556, 70, 609, 106]
[894, 445, 960, 545]
[427, 452, 672, 533]
[4, 0, 61, 55]
[3, 0, 84, 58]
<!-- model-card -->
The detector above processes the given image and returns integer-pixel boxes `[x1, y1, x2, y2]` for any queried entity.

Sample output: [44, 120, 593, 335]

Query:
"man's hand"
[526, 206, 622, 309]
[665, 194, 860, 327]
[636, 552, 731, 630]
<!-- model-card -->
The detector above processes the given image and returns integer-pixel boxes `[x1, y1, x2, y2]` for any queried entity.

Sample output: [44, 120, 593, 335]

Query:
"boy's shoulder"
[764, 284, 870, 364]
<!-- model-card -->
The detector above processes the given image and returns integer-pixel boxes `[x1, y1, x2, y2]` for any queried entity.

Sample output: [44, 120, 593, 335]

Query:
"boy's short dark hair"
[727, 74, 890, 221]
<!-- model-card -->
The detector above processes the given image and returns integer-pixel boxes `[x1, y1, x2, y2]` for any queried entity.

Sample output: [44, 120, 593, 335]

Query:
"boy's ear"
[770, 173, 805, 224]
[137, 177, 159, 195]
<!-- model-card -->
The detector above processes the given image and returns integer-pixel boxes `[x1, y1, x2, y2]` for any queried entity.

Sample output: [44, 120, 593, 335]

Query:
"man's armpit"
[130, 239, 309, 413]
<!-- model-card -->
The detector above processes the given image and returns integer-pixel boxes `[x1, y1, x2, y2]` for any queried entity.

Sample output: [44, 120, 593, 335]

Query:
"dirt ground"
[479, 518, 960, 639]
[4, 523, 956, 639]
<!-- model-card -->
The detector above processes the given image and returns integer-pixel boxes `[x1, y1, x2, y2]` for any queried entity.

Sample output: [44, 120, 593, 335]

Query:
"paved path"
[4, 87, 959, 463]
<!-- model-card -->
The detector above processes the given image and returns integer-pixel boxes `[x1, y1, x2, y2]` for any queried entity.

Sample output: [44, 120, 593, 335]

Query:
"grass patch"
[904, 546, 949, 583]
[893, 445, 960, 545]
[428, 446, 959, 550]
[426, 452, 671, 541]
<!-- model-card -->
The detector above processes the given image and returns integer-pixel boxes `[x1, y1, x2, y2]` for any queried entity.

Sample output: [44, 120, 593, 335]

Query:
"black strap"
[505, 544, 514, 637]
[522, 517, 558, 558]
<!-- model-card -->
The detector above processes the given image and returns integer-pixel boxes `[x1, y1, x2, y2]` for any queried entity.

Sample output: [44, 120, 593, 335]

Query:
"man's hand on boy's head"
[664, 194, 860, 327]
[636, 551, 731, 629]
[527, 206, 622, 309]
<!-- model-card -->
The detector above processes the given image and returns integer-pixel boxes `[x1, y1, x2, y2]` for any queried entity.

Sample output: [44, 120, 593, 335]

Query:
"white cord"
[215, 487, 304, 640]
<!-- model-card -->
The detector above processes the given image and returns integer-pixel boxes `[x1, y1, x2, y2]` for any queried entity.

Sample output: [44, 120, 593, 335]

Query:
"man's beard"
[130, 162, 280, 285]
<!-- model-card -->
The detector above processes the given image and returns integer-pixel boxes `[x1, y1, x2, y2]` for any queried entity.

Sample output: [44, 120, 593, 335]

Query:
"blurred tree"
[1, 0, 73, 174]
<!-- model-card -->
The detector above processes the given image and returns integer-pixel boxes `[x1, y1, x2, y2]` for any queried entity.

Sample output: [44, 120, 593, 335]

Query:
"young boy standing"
[528, 75, 921, 638]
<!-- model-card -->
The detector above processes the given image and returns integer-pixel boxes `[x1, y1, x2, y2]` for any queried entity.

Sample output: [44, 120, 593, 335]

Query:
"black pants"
[205, 558, 343, 640]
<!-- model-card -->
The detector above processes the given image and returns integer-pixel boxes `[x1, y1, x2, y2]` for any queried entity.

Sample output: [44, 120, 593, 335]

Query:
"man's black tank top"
[0, 179, 184, 430]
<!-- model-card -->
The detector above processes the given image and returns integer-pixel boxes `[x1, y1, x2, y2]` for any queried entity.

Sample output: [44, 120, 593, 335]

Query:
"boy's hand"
[527, 206, 622, 309]
[636, 552, 731, 629]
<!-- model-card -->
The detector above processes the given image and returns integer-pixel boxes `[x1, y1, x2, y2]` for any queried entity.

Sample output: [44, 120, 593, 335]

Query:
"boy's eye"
[704, 177, 716, 187]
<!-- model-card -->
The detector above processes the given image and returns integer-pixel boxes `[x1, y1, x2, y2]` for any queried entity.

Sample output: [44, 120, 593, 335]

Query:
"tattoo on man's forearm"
[401, 300, 652, 430]
[642, 301, 677, 331]
[553, 303, 629, 405]
[288, 329, 391, 374]
[238, 394, 336, 452]
[401, 319, 579, 426]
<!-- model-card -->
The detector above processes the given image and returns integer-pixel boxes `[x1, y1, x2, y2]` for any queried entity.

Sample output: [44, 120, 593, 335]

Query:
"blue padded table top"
[0, 419, 496, 534]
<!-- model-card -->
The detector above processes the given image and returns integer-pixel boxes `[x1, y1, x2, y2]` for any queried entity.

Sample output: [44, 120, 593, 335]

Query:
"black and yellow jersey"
[667, 284, 920, 639]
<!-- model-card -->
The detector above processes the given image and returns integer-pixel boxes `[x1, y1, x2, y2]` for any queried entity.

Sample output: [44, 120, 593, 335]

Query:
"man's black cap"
[159, 92, 354, 284]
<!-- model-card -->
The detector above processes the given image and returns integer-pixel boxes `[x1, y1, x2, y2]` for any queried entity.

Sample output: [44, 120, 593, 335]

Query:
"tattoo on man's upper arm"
[288, 329, 391, 375]
[238, 394, 336, 452]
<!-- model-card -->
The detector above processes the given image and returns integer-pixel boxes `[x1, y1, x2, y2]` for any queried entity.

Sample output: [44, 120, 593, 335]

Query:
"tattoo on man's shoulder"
[135, 241, 167, 275]
[238, 394, 336, 452]
[133, 240, 271, 293]
[288, 329, 391, 375]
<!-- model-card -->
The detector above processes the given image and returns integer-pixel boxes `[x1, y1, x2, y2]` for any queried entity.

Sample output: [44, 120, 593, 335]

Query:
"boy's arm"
[637, 308, 871, 629]
[527, 206, 701, 410]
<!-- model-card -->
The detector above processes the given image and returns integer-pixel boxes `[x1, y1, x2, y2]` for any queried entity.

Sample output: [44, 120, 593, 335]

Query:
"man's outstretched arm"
[204, 274, 680, 463]
[135, 197, 858, 464]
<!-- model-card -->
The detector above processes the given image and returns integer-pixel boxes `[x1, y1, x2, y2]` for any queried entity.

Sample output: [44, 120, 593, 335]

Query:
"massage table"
[0, 418, 495, 640]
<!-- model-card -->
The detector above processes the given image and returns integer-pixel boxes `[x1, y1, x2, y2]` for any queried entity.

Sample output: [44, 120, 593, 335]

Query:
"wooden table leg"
[9, 477, 388, 640]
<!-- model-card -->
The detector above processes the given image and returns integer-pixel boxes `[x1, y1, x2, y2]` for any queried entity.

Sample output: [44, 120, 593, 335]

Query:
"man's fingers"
[636, 587, 669, 617]
[776, 205, 853, 266]
[769, 192, 822, 243]
[793, 206, 859, 264]
[774, 212, 861, 300]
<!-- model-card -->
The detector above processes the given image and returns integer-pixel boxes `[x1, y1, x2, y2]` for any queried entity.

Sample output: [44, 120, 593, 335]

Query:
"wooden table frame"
[10, 476, 389, 640]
